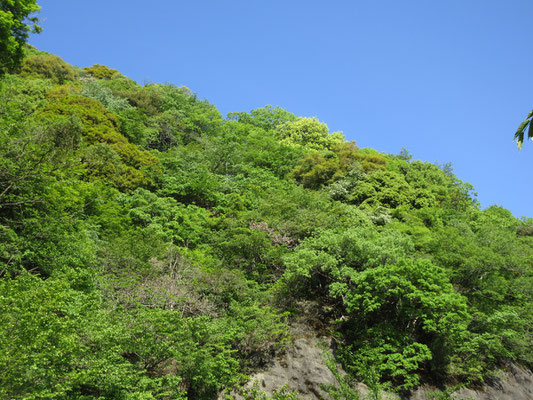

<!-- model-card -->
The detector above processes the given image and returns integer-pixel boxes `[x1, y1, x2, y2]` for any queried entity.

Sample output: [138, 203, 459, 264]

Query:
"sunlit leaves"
[514, 110, 533, 150]
[19, 54, 76, 84]
[276, 117, 345, 151]
[0, 0, 41, 75]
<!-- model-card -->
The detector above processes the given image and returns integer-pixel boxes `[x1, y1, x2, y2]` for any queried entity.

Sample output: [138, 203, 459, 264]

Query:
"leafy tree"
[156, 145, 224, 207]
[2, 46, 533, 399]
[0, 113, 82, 212]
[115, 83, 163, 115]
[38, 95, 158, 190]
[80, 77, 132, 111]
[119, 188, 214, 247]
[146, 110, 188, 150]
[0, 0, 41, 74]
[335, 259, 470, 388]
[291, 142, 359, 189]
[0, 73, 51, 127]
[115, 107, 150, 145]
[514, 110, 533, 150]
[84, 63, 119, 80]
[276, 117, 345, 151]
[152, 84, 224, 139]
[19, 53, 76, 83]
[0, 273, 186, 399]
[348, 170, 414, 208]
[228, 105, 297, 131]
[216, 120, 304, 178]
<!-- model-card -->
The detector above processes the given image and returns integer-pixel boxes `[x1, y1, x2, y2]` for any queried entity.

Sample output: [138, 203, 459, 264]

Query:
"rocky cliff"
[231, 326, 533, 400]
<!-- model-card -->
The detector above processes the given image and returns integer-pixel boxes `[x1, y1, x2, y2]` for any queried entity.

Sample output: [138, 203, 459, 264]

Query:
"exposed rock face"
[246, 336, 338, 400]
[230, 326, 533, 400]
[411, 363, 533, 400]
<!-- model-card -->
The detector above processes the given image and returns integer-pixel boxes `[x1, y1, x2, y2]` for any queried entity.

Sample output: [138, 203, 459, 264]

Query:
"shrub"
[19, 54, 76, 84]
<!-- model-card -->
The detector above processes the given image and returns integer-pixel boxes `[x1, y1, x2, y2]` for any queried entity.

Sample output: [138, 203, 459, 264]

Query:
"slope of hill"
[1, 49, 532, 400]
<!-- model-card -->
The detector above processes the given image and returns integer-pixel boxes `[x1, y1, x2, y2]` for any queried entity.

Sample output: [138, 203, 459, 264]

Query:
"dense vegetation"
[1, 47, 533, 400]
[0, 0, 41, 75]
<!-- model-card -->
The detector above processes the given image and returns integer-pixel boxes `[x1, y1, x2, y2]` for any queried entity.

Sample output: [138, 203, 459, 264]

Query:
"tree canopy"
[1, 45, 532, 399]
[0, 0, 41, 75]
[514, 110, 533, 150]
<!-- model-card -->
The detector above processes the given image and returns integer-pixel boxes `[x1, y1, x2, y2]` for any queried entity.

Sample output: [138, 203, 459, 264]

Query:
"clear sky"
[30, 0, 533, 218]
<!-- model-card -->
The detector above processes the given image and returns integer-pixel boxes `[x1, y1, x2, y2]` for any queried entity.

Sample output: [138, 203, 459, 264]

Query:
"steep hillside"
[1, 49, 532, 400]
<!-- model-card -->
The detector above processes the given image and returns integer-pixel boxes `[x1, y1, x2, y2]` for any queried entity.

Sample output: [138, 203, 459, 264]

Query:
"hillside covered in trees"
[1, 47, 533, 399]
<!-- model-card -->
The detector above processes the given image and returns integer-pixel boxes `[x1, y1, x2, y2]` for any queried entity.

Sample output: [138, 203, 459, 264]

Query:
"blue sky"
[30, 0, 532, 218]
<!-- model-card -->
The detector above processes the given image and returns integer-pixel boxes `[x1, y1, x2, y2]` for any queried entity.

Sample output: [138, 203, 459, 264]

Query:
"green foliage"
[222, 301, 289, 368]
[84, 63, 119, 80]
[229, 382, 303, 400]
[0, 73, 52, 127]
[2, 47, 533, 400]
[426, 387, 474, 400]
[283, 227, 478, 389]
[276, 117, 345, 151]
[0, 270, 263, 399]
[322, 348, 396, 400]
[336, 259, 470, 387]
[0, 112, 82, 213]
[23, 43, 48, 57]
[156, 145, 224, 207]
[0, 0, 41, 75]
[115, 107, 150, 145]
[117, 83, 163, 115]
[351, 170, 413, 208]
[40, 94, 119, 141]
[237, 170, 370, 241]
[353, 150, 387, 173]
[39, 95, 157, 190]
[152, 84, 224, 139]
[212, 221, 289, 282]
[146, 110, 189, 150]
[228, 105, 297, 131]
[291, 142, 359, 189]
[120, 309, 240, 399]
[81, 77, 132, 111]
[320, 352, 363, 400]
[282, 225, 412, 304]
[514, 109, 533, 150]
[19, 53, 76, 83]
[215, 120, 304, 178]
[0, 273, 188, 400]
[119, 188, 214, 247]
